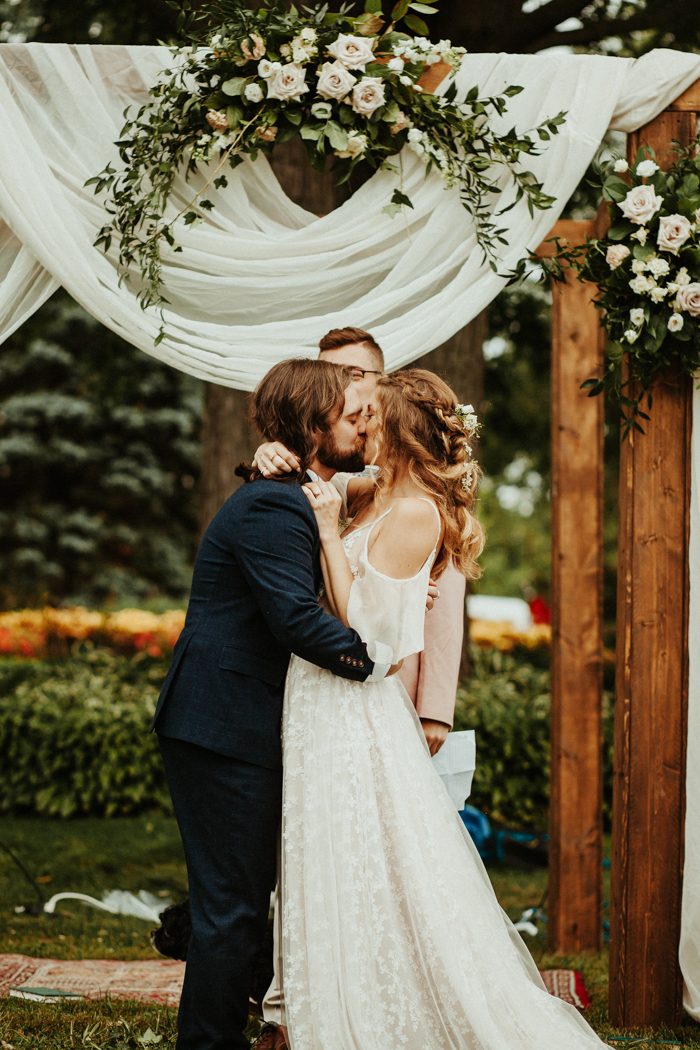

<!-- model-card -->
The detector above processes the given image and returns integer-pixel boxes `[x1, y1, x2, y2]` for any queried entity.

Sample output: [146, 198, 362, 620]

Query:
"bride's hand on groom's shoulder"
[252, 441, 300, 477]
[302, 479, 342, 541]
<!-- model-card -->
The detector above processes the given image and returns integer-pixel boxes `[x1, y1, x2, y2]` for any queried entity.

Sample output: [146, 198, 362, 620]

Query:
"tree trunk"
[199, 140, 344, 536]
[414, 312, 488, 680]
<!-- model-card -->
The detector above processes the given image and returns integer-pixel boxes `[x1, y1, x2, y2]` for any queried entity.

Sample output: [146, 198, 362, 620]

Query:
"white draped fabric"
[1, 41, 700, 1018]
[0, 44, 698, 386]
[682, 384, 700, 1022]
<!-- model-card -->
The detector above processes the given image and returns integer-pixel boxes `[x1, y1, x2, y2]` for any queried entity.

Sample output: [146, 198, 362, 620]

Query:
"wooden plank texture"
[609, 103, 696, 1028]
[546, 219, 605, 953]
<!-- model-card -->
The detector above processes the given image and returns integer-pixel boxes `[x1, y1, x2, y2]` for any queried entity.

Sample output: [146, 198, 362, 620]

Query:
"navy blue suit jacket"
[151, 476, 374, 769]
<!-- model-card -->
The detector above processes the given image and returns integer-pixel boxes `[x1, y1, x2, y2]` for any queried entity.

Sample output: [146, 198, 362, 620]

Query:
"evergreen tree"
[0, 293, 201, 608]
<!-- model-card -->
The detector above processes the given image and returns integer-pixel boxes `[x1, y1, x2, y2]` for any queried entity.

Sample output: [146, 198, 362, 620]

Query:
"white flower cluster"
[604, 174, 700, 339]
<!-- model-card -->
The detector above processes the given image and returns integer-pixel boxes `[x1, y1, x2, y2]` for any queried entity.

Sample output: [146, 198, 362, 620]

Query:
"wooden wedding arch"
[538, 79, 699, 1027]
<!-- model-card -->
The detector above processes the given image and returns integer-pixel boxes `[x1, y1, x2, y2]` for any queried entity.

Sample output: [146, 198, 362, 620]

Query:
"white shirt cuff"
[367, 661, 391, 682]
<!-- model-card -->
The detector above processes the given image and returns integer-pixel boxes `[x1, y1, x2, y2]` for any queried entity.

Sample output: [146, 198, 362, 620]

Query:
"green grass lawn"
[0, 815, 698, 1048]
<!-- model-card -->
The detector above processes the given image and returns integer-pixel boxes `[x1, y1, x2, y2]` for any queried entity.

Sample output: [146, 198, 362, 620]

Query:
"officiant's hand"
[253, 441, 300, 477]
[426, 579, 440, 611]
[420, 718, 450, 756]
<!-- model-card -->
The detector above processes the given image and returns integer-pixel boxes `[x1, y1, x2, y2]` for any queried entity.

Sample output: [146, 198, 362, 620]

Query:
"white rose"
[399, 74, 413, 87]
[624, 329, 639, 344]
[316, 60, 356, 100]
[650, 286, 669, 303]
[244, 82, 264, 102]
[279, 43, 291, 57]
[335, 130, 367, 158]
[636, 159, 659, 178]
[606, 244, 630, 270]
[310, 101, 333, 119]
[613, 159, 628, 173]
[258, 59, 281, 79]
[677, 267, 691, 287]
[668, 313, 684, 332]
[388, 57, 404, 72]
[327, 33, 375, 70]
[631, 227, 648, 244]
[351, 76, 386, 117]
[407, 127, 423, 143]
[629, 275, 653, 294]
[300, 27, 317, 42]
[266, 63, 309, 102]
[631, 259, 647, 275]
[647, 256, 670, 277]
[676, 282, 700, 316]
[629, 308, 645, 326]
[620, 185, 663, 225]
[657, 213, 693, 255]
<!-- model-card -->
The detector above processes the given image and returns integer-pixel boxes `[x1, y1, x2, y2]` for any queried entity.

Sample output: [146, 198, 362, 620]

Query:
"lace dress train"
[280, 501, 607, 1050]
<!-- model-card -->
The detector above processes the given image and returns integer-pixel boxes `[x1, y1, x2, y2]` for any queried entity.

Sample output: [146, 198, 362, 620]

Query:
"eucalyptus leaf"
[221, 77, 247, 97]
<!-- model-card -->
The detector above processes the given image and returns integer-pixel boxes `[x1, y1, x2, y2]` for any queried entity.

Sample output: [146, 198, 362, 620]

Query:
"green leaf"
[300, 123, 322, 141]
[409, 2, 439, 12]
[391, 0, 410, 20]
[325, 120, 348, 151]
[221, 77, 247, 97]
[285, 110, 303, 125]
[365, 0, 383, 11]
[404, 12, 429, 34]
[390, 189, 415, 208]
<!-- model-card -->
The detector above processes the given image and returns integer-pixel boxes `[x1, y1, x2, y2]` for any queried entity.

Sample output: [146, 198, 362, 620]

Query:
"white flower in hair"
[454, 403, 479, 434]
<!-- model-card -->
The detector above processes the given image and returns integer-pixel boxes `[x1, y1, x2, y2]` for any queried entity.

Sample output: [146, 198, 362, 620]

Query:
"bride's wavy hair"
[236, 358, 352, 481]
[372, 368, 484, 579]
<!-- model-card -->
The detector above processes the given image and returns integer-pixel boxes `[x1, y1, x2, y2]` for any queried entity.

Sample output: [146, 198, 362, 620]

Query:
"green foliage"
[545, 139, 700, 435]
[91, 0, 564, 317]
[0, 652, 171, 817]
[0, 293, 202, 608]
[455, 647, 614, 832]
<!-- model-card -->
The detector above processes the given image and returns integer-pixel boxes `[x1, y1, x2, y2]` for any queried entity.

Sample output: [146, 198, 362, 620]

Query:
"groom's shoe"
[252, 1022, 289, 1050]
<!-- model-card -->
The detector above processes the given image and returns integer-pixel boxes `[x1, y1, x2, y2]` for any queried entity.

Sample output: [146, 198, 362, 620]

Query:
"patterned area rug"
[0, 955, 185, 1006]
[0, 955, 591, 1011]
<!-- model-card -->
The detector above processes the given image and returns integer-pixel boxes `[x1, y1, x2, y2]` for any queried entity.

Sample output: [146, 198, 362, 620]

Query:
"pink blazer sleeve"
[398, 560, 466, 728]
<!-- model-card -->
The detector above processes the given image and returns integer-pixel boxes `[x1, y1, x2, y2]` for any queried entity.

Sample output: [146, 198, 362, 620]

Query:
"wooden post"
[537, 219, 605, 953]
[609, 82, 699, 1028]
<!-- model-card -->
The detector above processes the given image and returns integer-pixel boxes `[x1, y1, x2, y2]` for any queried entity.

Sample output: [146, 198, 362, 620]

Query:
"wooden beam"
[608, 99, 696, 1029]
[668, 79, 700, 112]
[539, 218, 605, 953]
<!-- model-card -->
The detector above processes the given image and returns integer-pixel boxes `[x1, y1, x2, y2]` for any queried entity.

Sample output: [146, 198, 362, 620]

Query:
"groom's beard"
[316, 430, 366, 474]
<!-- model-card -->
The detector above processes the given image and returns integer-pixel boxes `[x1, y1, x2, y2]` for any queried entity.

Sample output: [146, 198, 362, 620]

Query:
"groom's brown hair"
[241, 358, 351, 479]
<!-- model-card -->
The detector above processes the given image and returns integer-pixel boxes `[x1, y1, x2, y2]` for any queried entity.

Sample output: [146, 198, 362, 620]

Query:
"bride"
[278, 367, 607, 1049]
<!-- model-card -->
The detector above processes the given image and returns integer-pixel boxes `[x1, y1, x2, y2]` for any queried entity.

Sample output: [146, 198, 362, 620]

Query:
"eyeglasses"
[348, 367, 383, 381]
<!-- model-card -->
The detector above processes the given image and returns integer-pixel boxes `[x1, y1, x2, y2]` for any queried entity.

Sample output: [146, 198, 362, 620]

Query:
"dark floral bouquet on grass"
[546, 139, 700, 434]
[88, 0, 565, 324]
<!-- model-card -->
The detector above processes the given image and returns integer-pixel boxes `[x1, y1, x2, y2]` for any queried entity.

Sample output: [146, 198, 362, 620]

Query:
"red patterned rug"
[0, 955, 590, 1011]
[0, 955, 185, 1007]
[540, 968, 591, 1009]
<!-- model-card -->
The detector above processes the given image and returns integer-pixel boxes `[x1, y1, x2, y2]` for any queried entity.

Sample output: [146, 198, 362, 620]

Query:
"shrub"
[455, 647, 614, 832]
[0, 652, 170, 817]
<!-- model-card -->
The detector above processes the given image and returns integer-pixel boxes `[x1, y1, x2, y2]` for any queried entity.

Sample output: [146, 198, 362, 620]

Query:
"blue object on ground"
[459, 805, 493, 859]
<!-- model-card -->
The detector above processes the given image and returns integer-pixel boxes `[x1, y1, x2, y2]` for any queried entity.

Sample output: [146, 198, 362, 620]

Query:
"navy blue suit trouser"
[158, 735, 282, 1050]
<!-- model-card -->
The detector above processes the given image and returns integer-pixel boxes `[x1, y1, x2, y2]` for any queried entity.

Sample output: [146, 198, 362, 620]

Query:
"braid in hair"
[374, 369, 484, 579]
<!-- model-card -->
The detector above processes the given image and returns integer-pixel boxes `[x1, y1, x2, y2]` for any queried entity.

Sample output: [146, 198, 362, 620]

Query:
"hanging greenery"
[88, 0, 565, 328]
[545, 139, 700, 435]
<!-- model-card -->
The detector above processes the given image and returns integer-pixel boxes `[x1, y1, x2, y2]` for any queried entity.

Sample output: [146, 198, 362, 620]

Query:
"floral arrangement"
[0, 606, 550, 658]
[547, 140, 700, 433]
[89, 0, 564, 323]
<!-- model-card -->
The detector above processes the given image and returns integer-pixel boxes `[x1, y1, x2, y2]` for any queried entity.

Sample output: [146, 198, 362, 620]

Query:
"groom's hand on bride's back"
[253, 441, 300, 477]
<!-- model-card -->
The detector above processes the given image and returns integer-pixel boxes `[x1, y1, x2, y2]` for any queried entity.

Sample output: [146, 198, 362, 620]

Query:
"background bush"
[0, 648, 614, 823]
[0, 652, 170, 817]
[454, 647, 614, 833]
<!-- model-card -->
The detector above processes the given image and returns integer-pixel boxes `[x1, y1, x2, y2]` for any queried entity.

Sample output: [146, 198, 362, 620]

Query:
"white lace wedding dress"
[280, 486, 607, 1050]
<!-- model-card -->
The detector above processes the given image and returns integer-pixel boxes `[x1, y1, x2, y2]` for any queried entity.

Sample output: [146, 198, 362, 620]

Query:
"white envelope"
[432, 729, 476, 810]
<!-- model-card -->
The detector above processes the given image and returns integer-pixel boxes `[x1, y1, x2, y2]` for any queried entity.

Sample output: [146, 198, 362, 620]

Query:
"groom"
[152, 358, 390, 1050]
